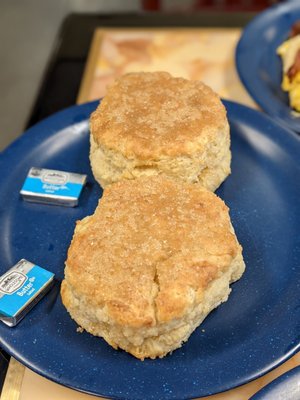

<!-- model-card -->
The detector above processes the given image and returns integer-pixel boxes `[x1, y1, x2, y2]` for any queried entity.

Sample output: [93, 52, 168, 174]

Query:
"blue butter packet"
[0, 259, 54, 326]
[20, 167, 87, 207]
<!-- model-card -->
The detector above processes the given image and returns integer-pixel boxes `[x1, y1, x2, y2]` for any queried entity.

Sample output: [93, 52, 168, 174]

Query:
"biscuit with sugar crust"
[61, 176, 245, 360]
[89, 71, 231, 191]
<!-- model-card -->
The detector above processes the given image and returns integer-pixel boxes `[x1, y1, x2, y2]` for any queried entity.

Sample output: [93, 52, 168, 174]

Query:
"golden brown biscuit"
[61, 176, 245, 359]
[90, 71, 231, 191]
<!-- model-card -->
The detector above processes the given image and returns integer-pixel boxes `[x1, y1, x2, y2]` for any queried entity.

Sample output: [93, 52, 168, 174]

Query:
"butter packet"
[0, 259, 54, 327]
[20, 167, 87, 207]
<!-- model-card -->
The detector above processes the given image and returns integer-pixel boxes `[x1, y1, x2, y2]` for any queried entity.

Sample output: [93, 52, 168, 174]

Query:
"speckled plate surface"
[236, 1, 300, 132]
[0, 101, 299, 400]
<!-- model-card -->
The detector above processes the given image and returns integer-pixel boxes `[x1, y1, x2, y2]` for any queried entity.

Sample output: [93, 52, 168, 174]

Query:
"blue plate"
[236, 1, 300, 132]
[0, 101, 299, 399]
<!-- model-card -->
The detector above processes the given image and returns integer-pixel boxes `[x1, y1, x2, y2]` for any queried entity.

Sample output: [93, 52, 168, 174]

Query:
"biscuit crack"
[152, 263, 161, 325]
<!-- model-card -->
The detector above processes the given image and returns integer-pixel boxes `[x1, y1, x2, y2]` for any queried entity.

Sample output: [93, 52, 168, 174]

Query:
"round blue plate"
[0, 101, 299, 399]
[236, 1, 300, 132]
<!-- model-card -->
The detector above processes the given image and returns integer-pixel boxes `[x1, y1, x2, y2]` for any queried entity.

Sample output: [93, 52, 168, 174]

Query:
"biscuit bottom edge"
[61, 251, 245, 360]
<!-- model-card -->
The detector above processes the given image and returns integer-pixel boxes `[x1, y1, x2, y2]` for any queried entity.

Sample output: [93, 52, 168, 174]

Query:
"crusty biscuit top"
[90, 72, 228, 159]
[64, 176, 239, 328]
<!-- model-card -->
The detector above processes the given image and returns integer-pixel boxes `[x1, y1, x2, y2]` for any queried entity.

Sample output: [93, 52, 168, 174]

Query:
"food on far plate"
[277, 21, 300, 112]
[90, 71, 231, 192]
[61, 176, 245, 360]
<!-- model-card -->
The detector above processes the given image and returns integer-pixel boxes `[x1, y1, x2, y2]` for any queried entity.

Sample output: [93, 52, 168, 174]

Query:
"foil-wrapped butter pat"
[0, 259, 54, 327]
[20, 167, 87, 207]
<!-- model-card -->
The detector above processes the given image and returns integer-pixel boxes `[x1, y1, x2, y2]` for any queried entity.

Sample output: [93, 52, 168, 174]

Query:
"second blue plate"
[236, 1, 300, 132]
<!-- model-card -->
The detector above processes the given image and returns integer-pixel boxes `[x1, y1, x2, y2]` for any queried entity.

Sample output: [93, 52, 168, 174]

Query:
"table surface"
[1, 13, 299, 400]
